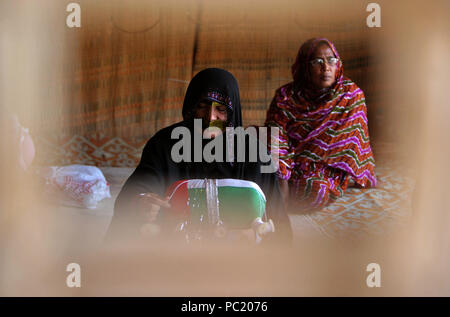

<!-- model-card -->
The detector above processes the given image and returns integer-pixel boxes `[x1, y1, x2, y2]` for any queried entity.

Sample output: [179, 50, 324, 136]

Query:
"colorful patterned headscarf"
[292, 38, 344, 103]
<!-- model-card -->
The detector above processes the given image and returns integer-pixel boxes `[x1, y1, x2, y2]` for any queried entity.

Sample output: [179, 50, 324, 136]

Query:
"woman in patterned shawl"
[265, 38, 377, 210]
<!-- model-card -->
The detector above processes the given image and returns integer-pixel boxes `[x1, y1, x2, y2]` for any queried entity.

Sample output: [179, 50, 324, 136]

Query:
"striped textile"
[265, 38, 377, 208]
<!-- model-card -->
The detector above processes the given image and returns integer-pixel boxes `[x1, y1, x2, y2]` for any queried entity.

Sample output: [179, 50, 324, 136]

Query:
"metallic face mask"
[208, 102, 227, 130]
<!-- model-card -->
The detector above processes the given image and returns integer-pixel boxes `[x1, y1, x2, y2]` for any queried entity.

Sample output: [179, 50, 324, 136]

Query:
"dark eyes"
[215, 106, 227, 113]
[195, 103, 227, 114]
[197, 103, 210, 110]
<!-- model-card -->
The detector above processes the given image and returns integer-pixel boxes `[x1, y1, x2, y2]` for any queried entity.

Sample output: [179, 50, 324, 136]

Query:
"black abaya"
[107, 68, 292, 244]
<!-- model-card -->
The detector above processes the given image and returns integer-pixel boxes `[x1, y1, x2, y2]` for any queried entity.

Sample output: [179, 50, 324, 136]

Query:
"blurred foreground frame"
[1, 0, 449, 296]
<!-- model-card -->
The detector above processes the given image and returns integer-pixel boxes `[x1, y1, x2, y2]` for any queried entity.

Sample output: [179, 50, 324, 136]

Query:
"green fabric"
[188, 186, 265, 229]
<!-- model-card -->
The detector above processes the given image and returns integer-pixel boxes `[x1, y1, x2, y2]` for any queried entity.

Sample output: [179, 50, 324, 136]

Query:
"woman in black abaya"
[106, 68, 292, 244]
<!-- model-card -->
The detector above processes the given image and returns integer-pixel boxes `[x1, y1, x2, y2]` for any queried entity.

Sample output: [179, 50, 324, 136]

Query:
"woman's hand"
[135, 193, 171, 238]
[136, 192, 171, 222]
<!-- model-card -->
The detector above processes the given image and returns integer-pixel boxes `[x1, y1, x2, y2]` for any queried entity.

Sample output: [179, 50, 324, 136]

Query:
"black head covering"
[182, 68, 242, 128]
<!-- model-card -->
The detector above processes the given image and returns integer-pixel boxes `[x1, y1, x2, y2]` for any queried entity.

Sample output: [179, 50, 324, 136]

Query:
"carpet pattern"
[290, 163, 415, 239]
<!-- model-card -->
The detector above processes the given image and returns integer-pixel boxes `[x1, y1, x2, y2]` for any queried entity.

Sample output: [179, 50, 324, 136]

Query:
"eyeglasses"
[309, 57, 339, 67]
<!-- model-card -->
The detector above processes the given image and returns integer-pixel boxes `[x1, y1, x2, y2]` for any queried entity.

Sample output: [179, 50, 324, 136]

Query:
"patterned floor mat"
[289, 163, 415, 239]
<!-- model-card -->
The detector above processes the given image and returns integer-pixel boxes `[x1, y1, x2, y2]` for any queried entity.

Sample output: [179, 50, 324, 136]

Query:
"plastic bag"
[40, 165, 111, 209]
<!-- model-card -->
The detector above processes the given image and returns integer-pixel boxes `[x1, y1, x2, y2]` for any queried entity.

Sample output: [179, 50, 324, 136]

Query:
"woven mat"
[289, 161, 415, 240]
